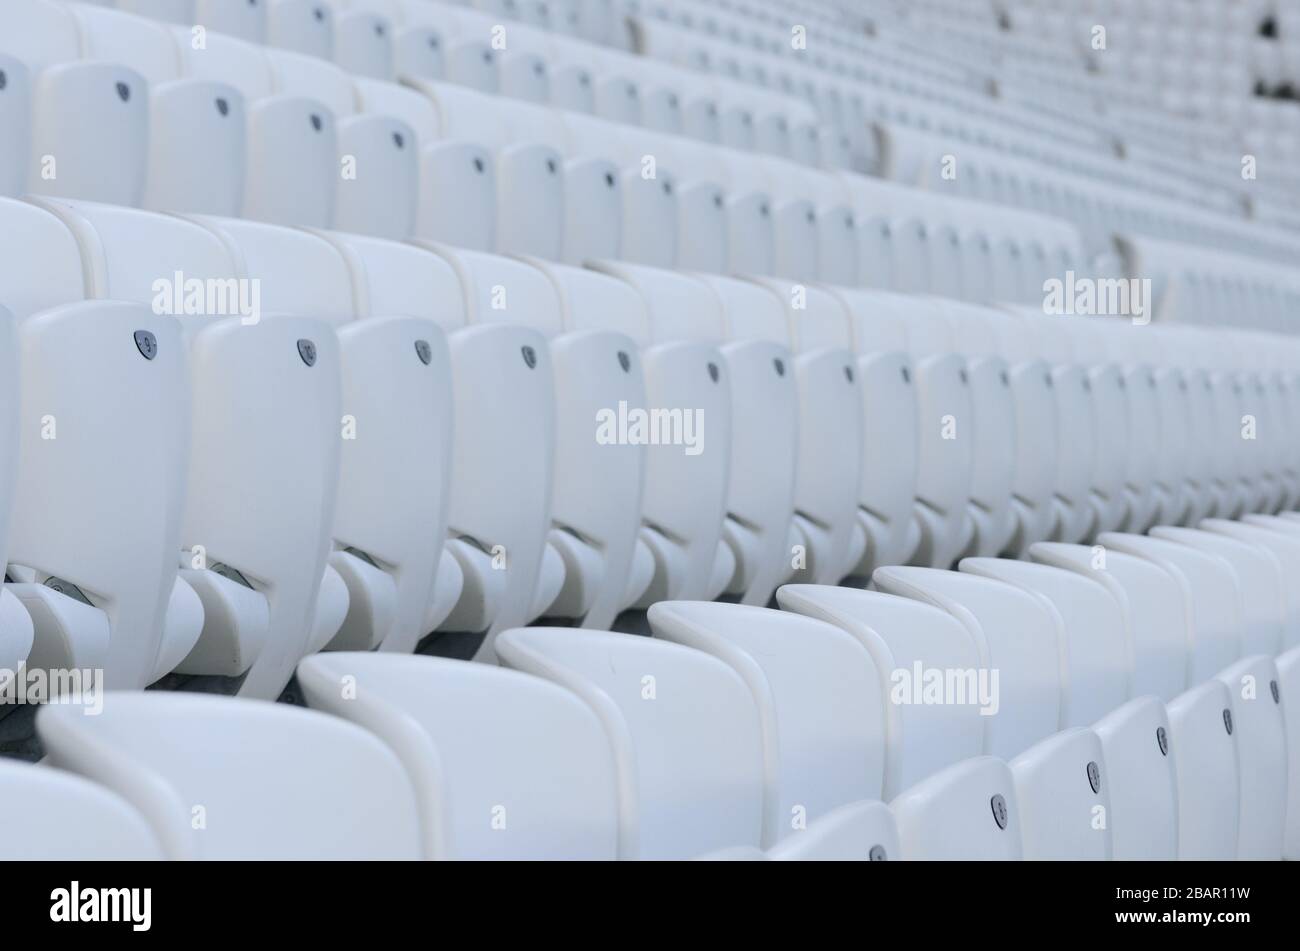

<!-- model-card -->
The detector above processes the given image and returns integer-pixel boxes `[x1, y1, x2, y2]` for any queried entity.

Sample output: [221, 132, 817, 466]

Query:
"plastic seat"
[999, 308, 1097, 544]
[941, 301, 1019, 559]
[307, 230, 460, 649]
[587, 263, 735, 606]
[410, 82, 563, 257]
[1165, 679, 1240, 860]
[744, 279, 864, 586]
[0, 0, 148, 207]
[202, 221, 453, 663]
[767, 800, 901, 861]
[333, 7, 396, 80]
[1150, 526, 1283, 657]
[1029, 542, 1188, 702]
[260, 46, 416, 236]
[689, 276, 798, 606]
[890, 757, 1024, 860]
[648, 601, 886, 846]
[1215, 654, 1287, 859]
[1237, 513, 1300, 650]
[436, 249, 651, 633]
[31, 199, 343, 699]
[405, 246, 559, 654]
[37, 692, 422, 859]
[1091, 320, 1166, 532]
[1091, 698, 1179, 860]
[961, 557, 1132, 727]
[298, 652, 620, 859]
[1055, 316, 1132, 538]
[172, 30, 338, 227]
[6, 289, 189, 690]
[397, 0, 499, 94]
[495, 626, 765, 859]
[777, 584, 986, 797]
[69, 5, 248, 217]
[0, 758, 163, 860]
[841, 291, 969, 567]
[869, 566, 1063, 759]
[1098, 532, 1243, 682]
[1010, 728, 1112, 860]
[268, 0, 336, 60]
[826, 288, 921, 573]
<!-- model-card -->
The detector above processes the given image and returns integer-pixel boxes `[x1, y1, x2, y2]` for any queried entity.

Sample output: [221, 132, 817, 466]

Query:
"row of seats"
[2, 0, 1300, 700]
[0, 1, 1068, 277]
[624, 0, 1300, 272]
[877, 0, 1300, 233]
[71, 0, 845, 171]
[0, 0, 1295, 864]
[8, 187, 1300, 687]
[58, 0, 1279, 323]
[6, 523, 1297, 859]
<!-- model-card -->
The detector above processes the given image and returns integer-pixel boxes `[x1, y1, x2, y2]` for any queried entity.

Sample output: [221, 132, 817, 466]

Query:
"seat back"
[691, 276, 798, 607]
[1215, 655, 1288, 859]
[829, 288, 921, 571]
[1151, 526, 1284, 657]
[38, 693, 422, 859]
[9, 300, 189, 689]
[1166, 679, 1240, 859]
[648, 601, 885, 846]
[298, 652, 620, 859]
[427, 247, 558, 650]
[960, 558, 1131, 728]
[521, 262, 650, 627]
[1203, 518, 1300, 652]
[1098, 532, 1243, 682]
[1030, 541, 1188, 702]
[495, 626, 765, 859]
[777, 583, 985, 798]
[1092, 697, 1179, 860]
[871, 566, 1063, 759]
[0, 759, 163, 860]
[586, 262, 732, 604]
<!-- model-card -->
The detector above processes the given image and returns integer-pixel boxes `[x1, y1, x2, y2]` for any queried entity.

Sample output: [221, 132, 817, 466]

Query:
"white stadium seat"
[495, 625, 765, 859]
[1029, 541, 1188, 702]
[1096, 532, 1243, 684]
[297, 652, 620, 859]
[1091, 698, 1179, 860]
[1215, 654, 1288, 859]
[777, 583, 985, 797]
[867, 565, 1062, 759]
[648, 600, 885, 846]
[960, 558, 1131, 728]
[0, 758, 163, 860]
[38, 692, 423, 859]
[1166, 679, 1240, 860]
